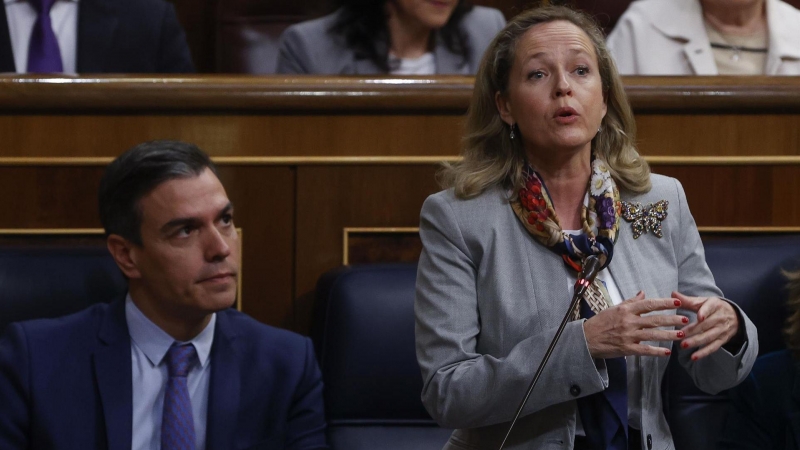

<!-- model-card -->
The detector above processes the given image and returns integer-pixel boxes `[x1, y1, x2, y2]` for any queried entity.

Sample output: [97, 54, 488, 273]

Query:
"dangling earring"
[510, 123, 516, 140]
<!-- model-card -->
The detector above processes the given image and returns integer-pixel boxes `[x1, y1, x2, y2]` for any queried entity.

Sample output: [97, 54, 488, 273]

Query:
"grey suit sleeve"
[415, 194, 608, 429]
[276, 26, 312, 74]
[672, 179, 758, 394]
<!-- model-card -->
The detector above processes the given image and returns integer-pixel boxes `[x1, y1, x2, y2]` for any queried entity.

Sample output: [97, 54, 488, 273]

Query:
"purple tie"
[27, 0, 63, 73]
[162, 343, 197, 450]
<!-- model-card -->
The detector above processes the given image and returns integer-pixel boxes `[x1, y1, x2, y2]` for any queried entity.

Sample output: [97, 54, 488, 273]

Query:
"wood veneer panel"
[294, 165, 441, 332]
[636, 115, 800, 157]
[0, 115, 463, 158]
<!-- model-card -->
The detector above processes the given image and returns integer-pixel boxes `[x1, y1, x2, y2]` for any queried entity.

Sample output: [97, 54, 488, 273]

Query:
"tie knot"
[29, 0, 57, 14]
[165, 343, 196, 378]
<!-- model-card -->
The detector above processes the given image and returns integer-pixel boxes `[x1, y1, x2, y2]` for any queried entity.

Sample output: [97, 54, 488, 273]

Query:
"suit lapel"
[76, 0, 119, 72]
[607, 223, 645, 302]
[92, 299, 133, 450]
[206, 311, 241, 450]
[0, 6, 15, 72]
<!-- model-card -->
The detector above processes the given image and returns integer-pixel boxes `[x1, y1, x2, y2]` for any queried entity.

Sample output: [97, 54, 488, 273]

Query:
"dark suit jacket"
[0, 299, 328, 449]
[0, 0, 194, 73]
[718, 349, 800, 450]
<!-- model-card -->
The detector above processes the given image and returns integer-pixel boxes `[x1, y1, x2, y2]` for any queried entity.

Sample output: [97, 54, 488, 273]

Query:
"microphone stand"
[497, 255, 602, 450]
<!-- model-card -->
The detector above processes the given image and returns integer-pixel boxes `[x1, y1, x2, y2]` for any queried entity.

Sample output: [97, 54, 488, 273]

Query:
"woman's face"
[496, 21, 607, 160]
[390, 0, 458, 30]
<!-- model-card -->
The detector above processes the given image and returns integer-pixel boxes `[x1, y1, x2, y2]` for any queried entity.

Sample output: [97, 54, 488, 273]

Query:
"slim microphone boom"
[497, 255, 602, 449]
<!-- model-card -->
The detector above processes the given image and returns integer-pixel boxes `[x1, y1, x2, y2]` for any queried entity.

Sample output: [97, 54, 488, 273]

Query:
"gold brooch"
[621, 200, 669, 239]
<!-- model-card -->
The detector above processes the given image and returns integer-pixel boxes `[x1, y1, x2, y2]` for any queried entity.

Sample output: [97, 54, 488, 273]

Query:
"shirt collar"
[125, 294, 216, 369]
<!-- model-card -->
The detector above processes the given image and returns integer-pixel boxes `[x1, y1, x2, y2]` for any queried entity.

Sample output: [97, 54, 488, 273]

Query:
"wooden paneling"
[0, 76, 798, 334]
[294, 165, 441, 332]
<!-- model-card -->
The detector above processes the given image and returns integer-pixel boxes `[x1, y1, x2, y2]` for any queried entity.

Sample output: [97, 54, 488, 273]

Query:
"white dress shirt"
[3, 0, 78, 73]
[126, 295, 215, 450]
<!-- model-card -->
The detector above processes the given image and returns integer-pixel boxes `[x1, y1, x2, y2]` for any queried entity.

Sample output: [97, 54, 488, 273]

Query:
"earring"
[597, 126, 603, 134]
[510, 124, 516, 140]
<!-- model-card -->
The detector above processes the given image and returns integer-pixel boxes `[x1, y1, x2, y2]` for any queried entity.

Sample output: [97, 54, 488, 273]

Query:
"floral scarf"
[510, 156, 621, 273]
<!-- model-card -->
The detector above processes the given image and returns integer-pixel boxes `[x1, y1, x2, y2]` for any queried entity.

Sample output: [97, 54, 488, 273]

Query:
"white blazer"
[607, 0, 800, 75]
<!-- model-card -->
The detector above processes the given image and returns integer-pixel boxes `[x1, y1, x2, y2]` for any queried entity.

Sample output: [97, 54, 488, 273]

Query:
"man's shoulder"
[11, 301, 111, 342]
[217, 309, 310, 353]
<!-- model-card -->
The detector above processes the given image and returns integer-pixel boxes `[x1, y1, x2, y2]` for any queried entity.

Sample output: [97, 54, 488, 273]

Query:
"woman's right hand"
[583, 291, 689, 359]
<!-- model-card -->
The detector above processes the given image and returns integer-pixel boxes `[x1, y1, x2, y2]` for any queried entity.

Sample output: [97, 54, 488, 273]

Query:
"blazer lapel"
[765, 0, 800, 74]
[205, 311, 241, 450]
[433, 33, 469, 74]
[607, 223, 645, 302]
[76, 0, 119, 73]
[92, 299, 133, 450]
[0, 6, 15, 72]
[649, 0, 717, 75]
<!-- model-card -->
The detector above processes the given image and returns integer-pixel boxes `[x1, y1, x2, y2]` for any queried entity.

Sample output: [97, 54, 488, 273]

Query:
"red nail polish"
[699, 316, 704, 322]
[682, 342, 689, 349]
[665, 349, 672, 356]
[692, 355, 698, 361]
[682, 317, 689, 324]
[674, 299, 681, 307]
[677, 331, 685, 338]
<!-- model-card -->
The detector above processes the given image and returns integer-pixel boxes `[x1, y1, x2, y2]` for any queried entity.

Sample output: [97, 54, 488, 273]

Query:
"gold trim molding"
[0, 228, 244, 311]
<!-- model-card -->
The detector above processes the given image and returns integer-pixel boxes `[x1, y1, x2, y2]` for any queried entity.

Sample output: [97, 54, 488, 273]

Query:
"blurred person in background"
[0, 0, 194, 74]
[607, 0, 800, 75]
[276, 0, 505, 74]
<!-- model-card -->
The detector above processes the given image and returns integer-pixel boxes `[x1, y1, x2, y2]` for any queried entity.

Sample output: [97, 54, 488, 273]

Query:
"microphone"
[497, 255, 602, 449]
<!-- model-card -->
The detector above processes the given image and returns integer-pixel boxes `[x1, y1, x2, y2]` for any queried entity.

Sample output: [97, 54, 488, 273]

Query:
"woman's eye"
[576, 66, 589, 76]
[528, 71, 545, 79]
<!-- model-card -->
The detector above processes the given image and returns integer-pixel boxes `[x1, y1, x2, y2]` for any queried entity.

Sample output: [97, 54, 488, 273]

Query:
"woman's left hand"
[673, 291, 740, 361]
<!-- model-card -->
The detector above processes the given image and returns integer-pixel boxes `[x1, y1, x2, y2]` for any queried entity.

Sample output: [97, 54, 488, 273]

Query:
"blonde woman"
[414, 5, 758, 449]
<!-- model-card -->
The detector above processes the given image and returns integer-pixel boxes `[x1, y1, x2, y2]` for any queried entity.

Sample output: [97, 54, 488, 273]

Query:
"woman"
[607, 0, 800, 75]
[415, 6, 759, 449]
[275, 0, 505, 74]
[718, 268, 800, 449]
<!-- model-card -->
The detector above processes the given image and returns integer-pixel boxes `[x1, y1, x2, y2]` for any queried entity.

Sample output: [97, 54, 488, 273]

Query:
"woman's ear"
[106, 234, 142, 279]
[495, 91, 515, 126]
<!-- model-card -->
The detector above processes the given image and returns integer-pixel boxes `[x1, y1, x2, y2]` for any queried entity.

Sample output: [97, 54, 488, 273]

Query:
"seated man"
[0, 0, 194, 73]
[0, 141, 327, 449]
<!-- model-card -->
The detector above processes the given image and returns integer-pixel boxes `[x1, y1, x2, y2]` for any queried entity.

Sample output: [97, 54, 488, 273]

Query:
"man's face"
[126, 168, 239, 319]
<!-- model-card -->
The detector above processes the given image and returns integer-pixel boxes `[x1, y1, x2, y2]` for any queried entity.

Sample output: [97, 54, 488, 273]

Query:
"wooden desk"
[0, 75, 797, 332]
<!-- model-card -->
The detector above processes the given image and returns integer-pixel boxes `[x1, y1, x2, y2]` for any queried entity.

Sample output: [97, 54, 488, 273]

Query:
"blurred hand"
[673, 291, 740, 361]
[584, 291, 687, 359]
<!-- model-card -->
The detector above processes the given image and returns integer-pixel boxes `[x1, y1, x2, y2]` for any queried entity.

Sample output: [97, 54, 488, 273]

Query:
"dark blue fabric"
[0, 300, 328, 449]
[314, 264, 451, 450]
[0, 0, 194, 73]
[577, 299, 628, 450]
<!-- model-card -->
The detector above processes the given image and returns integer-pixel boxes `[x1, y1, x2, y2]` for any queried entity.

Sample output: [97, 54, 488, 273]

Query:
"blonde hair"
[784, 269, 800, 359]
[439, 5, 651, 198]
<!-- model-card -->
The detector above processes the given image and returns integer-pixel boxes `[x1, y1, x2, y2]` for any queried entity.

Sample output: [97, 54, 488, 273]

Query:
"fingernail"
[682, 317, 689, 324]
[665, 349, 671, 356]
[692, 355, 698, 361]
[699, 315, 704, 322]
[674, 299, 681, 307]
[682, 342, 689, 349]
[677, 331, 685, 338]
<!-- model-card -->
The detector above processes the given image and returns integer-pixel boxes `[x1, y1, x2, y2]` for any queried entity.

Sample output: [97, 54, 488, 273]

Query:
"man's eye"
[221, 214, 233, 225]
[177, 226, 193, 237]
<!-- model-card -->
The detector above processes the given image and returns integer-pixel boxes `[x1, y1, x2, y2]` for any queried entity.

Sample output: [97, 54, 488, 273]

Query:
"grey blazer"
[275, 6, 506, 75]
[415, 174, 758, 450]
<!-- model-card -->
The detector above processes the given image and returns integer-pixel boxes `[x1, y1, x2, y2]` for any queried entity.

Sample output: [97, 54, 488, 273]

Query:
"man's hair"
[98, 140, 218, 246]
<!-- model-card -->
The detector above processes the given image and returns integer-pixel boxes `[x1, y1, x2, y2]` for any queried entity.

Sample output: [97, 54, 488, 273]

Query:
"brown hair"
[439, 4, 650, 198]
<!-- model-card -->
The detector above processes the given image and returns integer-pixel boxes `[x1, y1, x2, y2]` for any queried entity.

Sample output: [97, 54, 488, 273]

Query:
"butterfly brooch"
[620, 200, 669, 239]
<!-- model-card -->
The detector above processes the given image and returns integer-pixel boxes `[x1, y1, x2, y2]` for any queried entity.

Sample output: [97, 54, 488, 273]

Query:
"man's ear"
[107, 234, 142, 279]
[495, 91, 515, 126]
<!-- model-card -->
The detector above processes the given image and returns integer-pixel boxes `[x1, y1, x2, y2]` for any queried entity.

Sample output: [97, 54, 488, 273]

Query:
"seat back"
[314, 264, 452, 450]
[665, 234, 800, 450]
[0, 246, 127, 334]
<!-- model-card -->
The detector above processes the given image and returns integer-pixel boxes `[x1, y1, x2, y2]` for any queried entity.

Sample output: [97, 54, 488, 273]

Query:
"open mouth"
[555, 107, 578, 118]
